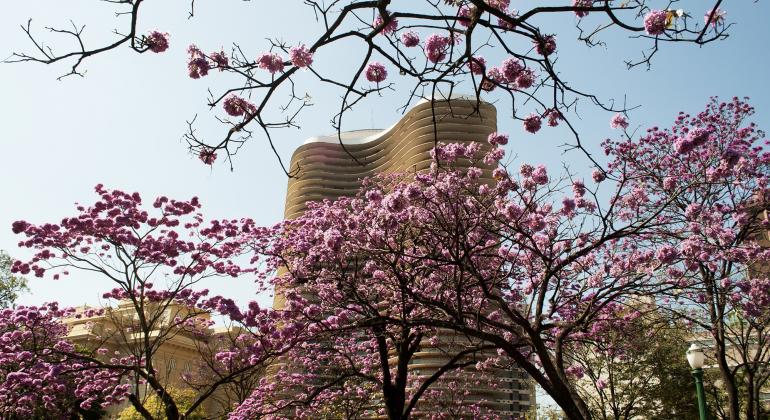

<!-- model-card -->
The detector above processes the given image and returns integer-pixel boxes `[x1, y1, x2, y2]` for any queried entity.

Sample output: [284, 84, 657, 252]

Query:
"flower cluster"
[487, 132, 509, 146]
[545, 109, 562, 127]
[186, 45, 228, 79]
[256, 52, 284, 74]
[457, 4, 475, 27]
[424, 33, 451, 63]
[187, 45, 210, 79]
[534, 35, 557, 56]
[644, 10, 668, 35]
[144, 31, 169, 53]
[289, 44, 313, 68]
[486, 57, 536, 90]
[400, 30, 420, 47]
[467, 56, 486, 75]
[610, 113, 629, 129]
[704, 8, 727, 27]
[523, 113, 542, 134]
[573, 0, 594, 18]
[223, 94, 257, 117]
[373, 12, 398, 35]
[11, 184, 262, 281]
[365, 61, 387, 83]
[199, 148, 217, 165]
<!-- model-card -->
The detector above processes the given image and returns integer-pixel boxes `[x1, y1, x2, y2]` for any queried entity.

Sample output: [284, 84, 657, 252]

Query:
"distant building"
[65, 301, 241, 417]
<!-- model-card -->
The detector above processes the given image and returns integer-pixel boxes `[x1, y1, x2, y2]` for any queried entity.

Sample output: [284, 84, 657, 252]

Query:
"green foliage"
[117, 388, 205, 420]
[570, 314, 701, 420]
[524, 404, 565, 420]
[0, 251, 27, 308]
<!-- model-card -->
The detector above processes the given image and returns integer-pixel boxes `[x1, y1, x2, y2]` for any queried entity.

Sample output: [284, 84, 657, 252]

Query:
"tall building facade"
[276, 98, 535, 417]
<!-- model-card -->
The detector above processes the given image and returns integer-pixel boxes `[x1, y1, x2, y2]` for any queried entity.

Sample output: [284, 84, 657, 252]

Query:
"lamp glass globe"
[687, 343, 705, 369]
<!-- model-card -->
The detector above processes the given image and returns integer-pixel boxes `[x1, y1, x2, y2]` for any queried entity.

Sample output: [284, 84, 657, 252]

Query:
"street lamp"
[687, 343, 708, 420]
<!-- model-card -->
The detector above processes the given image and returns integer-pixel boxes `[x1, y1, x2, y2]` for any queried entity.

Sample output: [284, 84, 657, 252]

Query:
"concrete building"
[276, 97, 535, 417]
[65, 302, 243, 418]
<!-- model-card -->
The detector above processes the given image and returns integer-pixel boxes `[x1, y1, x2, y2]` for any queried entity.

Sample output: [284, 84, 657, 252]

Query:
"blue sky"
[1, 0, 768, 310]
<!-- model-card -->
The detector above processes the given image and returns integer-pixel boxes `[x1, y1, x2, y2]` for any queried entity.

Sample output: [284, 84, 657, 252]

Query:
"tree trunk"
[383, 385, 407, 420]
[714, 344, 741, 420]
[746, 371, 756, 420]
[706, 276, 740, 420]
[161, 391, 181, 420]
[548, 379, 592, 420]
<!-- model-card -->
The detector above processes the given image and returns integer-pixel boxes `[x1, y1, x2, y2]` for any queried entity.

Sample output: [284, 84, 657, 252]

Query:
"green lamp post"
[687, 343, 709, 420]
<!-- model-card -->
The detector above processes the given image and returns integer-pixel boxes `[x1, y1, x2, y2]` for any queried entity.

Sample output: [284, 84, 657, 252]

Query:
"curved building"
[277, 97, 535, 417]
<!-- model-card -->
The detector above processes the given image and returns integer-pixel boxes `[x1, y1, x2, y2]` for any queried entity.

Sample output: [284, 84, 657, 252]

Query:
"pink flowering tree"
[0, 303, 129, 418]
[227, 192, 506, 419]
[230, 136, 687, 419]
[605, 97, 770, 420]
[8, 1, 737, 170]
[10, 185, 299, 420]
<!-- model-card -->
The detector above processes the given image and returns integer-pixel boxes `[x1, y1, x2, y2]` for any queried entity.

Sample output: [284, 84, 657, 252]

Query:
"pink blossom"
[644, 10, 668, 35]
[573, 0, 593, 18]
[289, 44, 314, 68]
[487, 132, 509, 146]
[187, 45, 210, 79]
[256, 52, 285, 74]
[210, 50, 229, 69]
[365, 61, 388, 83]
[610, 113, 629, 129]
[534, 35, 556, 56]
[566, 364, 585, 379]
[484, 148, 506, 165]
[501, 57, 523, 82]
[199, 148, 217, 165]
[674, 127, 712, 154]
[482, 66, 503, 91]
[373, 12, 398, 35]
[11, 221, 29, 234]
[704, 8, 726, 27]
[366, 189, 383, 203]
[323, 229, 343, 251]
[400, 31, 420, 47]
[523, 113, 542, 134]
[562, 198, 576, 216]
[223, 95, 256, 117]
[596, 379, 607, 390]
[573, 180, 586, 197]
[457, 5, 475, 27]
[592, 169, 606, 183]
[546, 109, 562, 127]
[145, 31, 169, 53]
[515, 69, 536, 89]
[497, 9, 518, 31]
[486, 0, 510, 11]
[531, 165, 549, 184]
[384, 192, 409, 213]
[655, 245, 679, 264]
[424, 34, 450, 63]
[468, 56, 486, 75]
[528, 215, 546, 231]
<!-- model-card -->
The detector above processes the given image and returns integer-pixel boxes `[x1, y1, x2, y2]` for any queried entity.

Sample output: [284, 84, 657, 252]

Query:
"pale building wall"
[65, 302, 232, 418]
